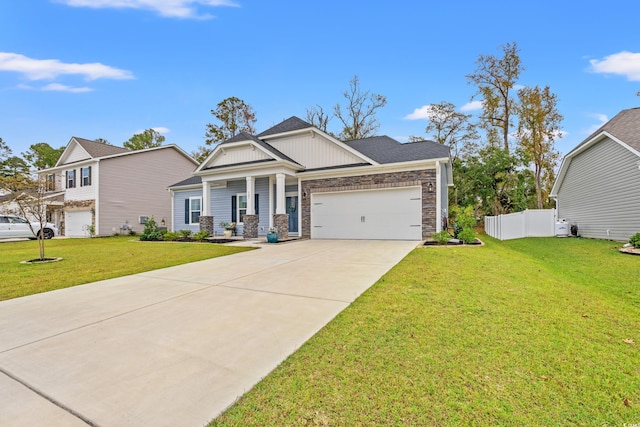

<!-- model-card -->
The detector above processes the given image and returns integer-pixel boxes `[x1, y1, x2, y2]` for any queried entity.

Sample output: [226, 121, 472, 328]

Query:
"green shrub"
[432, 230, 451, 245]
[140, 217, 163, 241]
[179, 229, 192, 238]
[630, 232, 640, 248]
[193, 231, 210, 241]
[163, 231, 181, 241]
[128, 230, 137, 237]
[451, 206, 476, 238]
[458, 227, 477, 244]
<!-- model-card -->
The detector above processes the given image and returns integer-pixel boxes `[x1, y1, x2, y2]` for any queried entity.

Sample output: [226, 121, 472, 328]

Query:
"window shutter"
[231, 196, 237, 223]
[88, 166, 92, 186]
[73, 169, 76, 188]
[65, 171, 69, 189]
[184, 199, 190, 224]
[254, 194, 259, 215]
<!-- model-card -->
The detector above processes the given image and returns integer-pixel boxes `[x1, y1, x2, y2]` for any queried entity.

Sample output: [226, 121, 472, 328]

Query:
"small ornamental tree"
[3, 175, 53, 261]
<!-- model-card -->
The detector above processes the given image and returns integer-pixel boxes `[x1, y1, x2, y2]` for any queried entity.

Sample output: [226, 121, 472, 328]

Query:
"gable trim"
[551, 131, 640, 197]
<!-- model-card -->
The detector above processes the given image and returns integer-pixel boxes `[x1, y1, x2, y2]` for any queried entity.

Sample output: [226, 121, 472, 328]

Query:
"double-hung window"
[237, 193, 247, 223]
[66, 170, 76, 189]
[81, 166, 91, 186]
[186, 197, 201, 225]
[46, 174, 56, 191]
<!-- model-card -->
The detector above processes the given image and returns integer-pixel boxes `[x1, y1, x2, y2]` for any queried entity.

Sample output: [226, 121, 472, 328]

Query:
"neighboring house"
[39, 137, 198, 237]
[169, 116, 452, 241]
[551, 107, 640, 241]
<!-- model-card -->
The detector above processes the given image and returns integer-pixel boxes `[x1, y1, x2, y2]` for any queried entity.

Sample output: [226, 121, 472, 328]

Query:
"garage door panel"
[311, 187, 422, 240]
[65, 210, 93, 238]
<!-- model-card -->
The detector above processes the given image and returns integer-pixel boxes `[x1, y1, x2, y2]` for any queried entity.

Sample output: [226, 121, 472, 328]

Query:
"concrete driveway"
[0, 239, 418, 427]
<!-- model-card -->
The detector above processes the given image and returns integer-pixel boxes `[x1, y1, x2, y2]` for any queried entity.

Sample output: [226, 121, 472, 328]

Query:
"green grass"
[210, 236, 639, 426]
[0, 236, 253, 301]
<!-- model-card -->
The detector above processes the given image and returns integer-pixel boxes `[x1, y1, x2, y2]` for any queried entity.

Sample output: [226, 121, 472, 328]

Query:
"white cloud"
[460, 100, 483, 112]
[42, 83, 93, 93]
[589, 51, 640, 81]
[0, 52, 134, 81]
[584, 113, 608, 134]
[57, 0, 239, 19]
[403, 105, 433, 120]
[153, 127, 170, 134]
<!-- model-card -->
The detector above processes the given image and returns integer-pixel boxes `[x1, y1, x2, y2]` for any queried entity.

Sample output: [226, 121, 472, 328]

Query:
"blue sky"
[1, 0, 639, 160]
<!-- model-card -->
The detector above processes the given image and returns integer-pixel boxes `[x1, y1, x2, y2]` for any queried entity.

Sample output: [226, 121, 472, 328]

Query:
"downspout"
[169, 189, 174, 232]
[435, 161, 441, 232]
[94, 161, 99, 236]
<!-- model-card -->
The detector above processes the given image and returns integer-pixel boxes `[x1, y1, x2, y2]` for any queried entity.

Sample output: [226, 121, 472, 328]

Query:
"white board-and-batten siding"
[211, 145, 271, 166]
[98, 148, 196, 235]
[557, 137, 640, 241]
[266, 133, 364, 169]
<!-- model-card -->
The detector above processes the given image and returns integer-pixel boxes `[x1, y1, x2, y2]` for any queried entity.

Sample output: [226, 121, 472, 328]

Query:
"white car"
[0, 215, 58, 239]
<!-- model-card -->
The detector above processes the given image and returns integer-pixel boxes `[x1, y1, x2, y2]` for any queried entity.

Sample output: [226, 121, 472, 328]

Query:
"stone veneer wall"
[199, 215, 214, 235]
[300, 170, 437, 239]
[273, 214, 289, 240]
[243, 214, 258, 239]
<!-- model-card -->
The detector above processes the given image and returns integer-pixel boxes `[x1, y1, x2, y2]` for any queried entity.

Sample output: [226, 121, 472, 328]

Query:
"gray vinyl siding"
[173, 189, 202, 233]
[98, 148, 197, 235]
[557, 137, 640, 241]
[209, 177, 270, 236]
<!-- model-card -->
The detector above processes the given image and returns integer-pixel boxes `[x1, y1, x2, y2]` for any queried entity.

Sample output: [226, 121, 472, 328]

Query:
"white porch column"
[275, 173, 286, 214]
[202, 180, 211, 216]
[246, 176, 255, 215]
[435, 161, 441, 232]
[268, 175, 275, 229]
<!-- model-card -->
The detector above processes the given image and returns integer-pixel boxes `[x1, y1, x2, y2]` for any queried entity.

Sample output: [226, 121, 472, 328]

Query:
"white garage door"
[311, 186, 422, 240]
[65, 210, 93, 237]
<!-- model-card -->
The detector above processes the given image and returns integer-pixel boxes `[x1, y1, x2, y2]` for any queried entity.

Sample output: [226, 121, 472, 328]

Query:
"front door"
[286, 196, 298, 233]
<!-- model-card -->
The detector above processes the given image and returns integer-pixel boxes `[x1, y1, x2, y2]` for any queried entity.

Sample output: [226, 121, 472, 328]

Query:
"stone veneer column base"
[199, 216, 214, 235]
[273, 214, 289, 240]
[243, 214, 258, 239]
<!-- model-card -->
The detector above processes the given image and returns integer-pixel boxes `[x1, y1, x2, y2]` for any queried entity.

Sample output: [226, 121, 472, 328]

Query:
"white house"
[551, 107, 640, 240]
[39, 137, 198, 237]
[169, 116, 452, 241]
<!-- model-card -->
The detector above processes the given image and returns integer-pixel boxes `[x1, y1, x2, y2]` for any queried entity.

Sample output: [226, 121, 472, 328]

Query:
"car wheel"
[41, 228, 55, 239]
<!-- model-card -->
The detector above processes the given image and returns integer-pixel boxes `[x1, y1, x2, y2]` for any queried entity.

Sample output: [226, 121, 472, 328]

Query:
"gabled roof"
[572, 107, 640, 154]
[257, 116, 313, 138]
[73, 137, 129, 158]
[550, 107, 640, 197]
[344, 136, 450, 164]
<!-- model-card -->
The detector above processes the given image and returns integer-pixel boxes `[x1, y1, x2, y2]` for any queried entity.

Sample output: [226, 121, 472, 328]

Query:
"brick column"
[273, 213, 289, 240]
[243, 214, 258, 239]
[199, 215, 214, 235]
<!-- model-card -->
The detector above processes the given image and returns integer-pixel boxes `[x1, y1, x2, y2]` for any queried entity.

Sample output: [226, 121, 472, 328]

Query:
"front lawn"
[210, 236, 639, 426]
[0, 236, 253, 301]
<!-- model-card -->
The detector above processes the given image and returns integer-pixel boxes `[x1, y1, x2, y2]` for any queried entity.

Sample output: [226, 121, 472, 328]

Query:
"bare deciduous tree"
[467, 42, 523, 150]
[334, 75, 387, 140]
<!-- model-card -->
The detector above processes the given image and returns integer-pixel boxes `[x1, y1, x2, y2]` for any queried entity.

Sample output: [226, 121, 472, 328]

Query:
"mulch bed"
[423, 238, 484, 247]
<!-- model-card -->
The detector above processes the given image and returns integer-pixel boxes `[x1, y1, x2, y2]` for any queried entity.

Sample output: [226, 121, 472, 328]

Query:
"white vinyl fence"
[484, 209, 557, 241]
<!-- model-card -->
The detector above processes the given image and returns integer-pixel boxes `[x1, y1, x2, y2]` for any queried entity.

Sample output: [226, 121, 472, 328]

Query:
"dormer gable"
[195, 132, 301, 173]
[56, 137, 129, 167]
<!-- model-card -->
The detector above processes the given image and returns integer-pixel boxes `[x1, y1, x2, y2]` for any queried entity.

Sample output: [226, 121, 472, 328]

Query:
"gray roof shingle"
[219, 131, 301, 166]
[344, 136, 450, 164]
[73, 137, 130, 158]
[257, 116, 313, 138]
[169, 175, 202, 187]
[580, 107, 640, 153]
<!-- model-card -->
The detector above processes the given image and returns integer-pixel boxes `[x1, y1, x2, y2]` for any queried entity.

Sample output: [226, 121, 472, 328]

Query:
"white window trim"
[81, 167, 91, 187]
[189, 196, 202, 225]
[237, 192, 247, 224]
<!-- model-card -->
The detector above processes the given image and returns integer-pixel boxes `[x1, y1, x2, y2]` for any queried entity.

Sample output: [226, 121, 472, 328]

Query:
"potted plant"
[267, 227, 278, 243]
[219, 221, 236, 238]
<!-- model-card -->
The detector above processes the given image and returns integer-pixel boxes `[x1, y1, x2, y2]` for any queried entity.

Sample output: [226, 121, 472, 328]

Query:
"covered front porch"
[198, 172, 301, 240]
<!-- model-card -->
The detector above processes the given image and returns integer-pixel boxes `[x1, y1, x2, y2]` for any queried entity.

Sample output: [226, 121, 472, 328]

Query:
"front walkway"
[0, 239, 418, 427]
